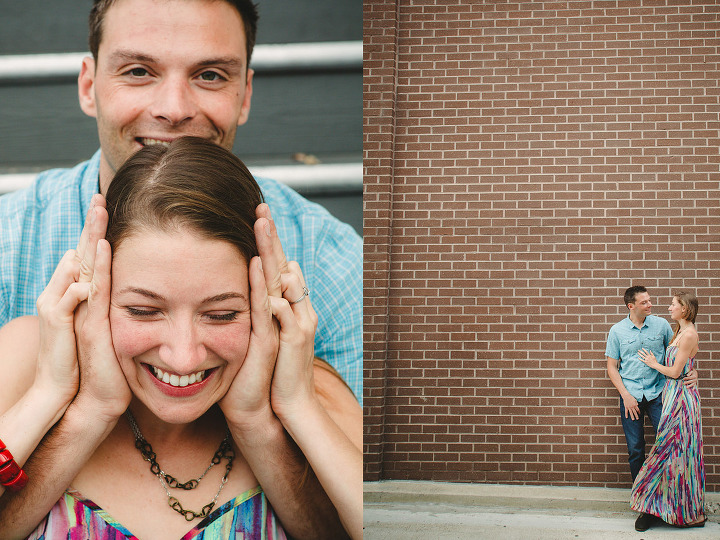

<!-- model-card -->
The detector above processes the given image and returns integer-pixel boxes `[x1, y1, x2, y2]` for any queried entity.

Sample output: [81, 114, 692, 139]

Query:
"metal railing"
[0, 162, 362, 196]
[0, 40, 362, 82]
[0, 40, 362, 193]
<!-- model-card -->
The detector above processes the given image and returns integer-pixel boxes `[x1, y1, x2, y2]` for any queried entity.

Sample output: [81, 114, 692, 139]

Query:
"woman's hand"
[72, 198, 131, 423]
[638, 348, 660, 370]
[219, 257, 317, 426]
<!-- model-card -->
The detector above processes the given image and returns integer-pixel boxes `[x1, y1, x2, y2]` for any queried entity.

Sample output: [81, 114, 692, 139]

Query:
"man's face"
[629, 292, 653, 319]
[78, 0, 254, 193]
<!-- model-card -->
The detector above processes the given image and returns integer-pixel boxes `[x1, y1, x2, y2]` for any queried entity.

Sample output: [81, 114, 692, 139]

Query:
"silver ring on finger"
[290, 286, 309, 304]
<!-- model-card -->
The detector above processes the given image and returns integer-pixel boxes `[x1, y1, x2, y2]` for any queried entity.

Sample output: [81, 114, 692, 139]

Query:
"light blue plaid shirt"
[0, 150, 362, 403]
[605, 315, 673, 402]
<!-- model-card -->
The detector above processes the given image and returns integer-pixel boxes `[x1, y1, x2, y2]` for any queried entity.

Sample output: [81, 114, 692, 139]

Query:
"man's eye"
[126, 67, 149, 77]
[199, 71, 224, 82]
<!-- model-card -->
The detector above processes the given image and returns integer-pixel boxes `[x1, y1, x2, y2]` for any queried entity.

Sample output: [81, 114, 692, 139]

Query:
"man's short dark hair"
[624, 285, 648, 308]
[88, 0, 259, 66]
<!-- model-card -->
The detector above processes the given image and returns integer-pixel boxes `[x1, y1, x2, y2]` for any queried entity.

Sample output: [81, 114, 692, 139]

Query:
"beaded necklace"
[126, 410, 234, 521]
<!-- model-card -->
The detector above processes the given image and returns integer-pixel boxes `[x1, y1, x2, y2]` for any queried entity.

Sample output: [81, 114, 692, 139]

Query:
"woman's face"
[668, 297, 685, 322]
[109, 228, 251, 424]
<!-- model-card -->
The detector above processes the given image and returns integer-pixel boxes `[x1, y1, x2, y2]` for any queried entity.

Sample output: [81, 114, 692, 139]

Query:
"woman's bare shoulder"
[313, 360, 362, 450]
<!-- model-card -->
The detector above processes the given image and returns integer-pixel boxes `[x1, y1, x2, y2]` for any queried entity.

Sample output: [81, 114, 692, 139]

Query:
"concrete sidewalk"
[364, 481, 720, 539]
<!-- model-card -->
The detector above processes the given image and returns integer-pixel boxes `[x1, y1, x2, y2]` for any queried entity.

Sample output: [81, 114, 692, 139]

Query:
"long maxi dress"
[630, 345, 705, 525]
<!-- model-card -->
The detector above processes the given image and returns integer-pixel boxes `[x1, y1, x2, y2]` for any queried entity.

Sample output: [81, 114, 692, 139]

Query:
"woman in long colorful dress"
[631, 291, 705, 527]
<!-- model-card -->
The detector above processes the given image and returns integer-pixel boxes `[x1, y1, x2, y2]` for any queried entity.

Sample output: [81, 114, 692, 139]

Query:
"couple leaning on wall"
[606, 285, 705, 531]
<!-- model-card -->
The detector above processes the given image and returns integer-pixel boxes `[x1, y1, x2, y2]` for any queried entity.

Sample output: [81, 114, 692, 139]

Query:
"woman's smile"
[148, 364, 209, 387]
[142, 363, 219, 398]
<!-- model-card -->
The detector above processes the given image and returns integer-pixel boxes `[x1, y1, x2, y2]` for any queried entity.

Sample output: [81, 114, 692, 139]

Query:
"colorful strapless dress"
[27, 485, 287, 539]
[630, 345, 704, 525]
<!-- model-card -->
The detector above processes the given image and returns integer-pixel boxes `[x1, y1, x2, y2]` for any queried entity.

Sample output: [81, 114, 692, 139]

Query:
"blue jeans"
[620, 395, 662, 481]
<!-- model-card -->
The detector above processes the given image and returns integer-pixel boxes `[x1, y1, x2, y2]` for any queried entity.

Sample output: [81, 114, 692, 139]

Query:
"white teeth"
[151, 366, 206, 387]
[141, 138, 171, 147]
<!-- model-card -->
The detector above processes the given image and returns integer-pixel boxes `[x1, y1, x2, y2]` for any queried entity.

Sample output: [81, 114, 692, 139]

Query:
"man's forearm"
[607, 359, 631, 399]
[230, 416, 346, 540]
[0, 401, 117, 537]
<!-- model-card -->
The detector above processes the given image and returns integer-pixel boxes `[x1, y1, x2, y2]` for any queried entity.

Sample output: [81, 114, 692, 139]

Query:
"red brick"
[364, 0, 720, 492]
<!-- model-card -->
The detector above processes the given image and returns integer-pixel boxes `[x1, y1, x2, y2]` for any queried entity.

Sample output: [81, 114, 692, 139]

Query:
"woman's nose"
[157, 321, 207, 374]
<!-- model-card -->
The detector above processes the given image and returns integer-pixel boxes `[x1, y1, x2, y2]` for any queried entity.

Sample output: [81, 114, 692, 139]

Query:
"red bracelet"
[0, 440, 28, 492]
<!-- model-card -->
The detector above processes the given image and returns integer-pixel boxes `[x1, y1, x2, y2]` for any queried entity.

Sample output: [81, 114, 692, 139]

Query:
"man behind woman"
[0, 137, 361, 538]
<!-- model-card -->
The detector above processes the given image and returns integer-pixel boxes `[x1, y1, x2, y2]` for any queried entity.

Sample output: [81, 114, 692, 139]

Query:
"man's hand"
[220, 203, 310, 428]
[34, 250, 88, 409]
[72, 195, 131, 421]
[683, 368, 699, 389]
[607, 356, 640, 421]
[219, 204, 346, 538]
[219, 255, 278, 428]
[623, 394, 640, 420]
[0, 196, 127, 537]
[269, 261, 318, 418]
[255, 203, 289, 296]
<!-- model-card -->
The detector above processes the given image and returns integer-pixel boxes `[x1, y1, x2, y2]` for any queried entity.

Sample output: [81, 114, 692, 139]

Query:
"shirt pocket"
[620, 337, 640, 359]
[642, 335, 662, 349]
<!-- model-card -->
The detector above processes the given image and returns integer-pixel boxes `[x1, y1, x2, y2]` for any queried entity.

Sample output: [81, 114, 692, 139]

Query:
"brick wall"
[364, 0, 720, 490]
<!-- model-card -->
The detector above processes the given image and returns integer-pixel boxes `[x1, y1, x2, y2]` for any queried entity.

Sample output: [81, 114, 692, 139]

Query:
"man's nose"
[150, 76, 197, 126]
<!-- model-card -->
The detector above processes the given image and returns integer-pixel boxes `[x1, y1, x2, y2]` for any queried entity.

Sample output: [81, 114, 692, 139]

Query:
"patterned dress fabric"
[630, 345, 705, 525]
[27, 485, 287, 539]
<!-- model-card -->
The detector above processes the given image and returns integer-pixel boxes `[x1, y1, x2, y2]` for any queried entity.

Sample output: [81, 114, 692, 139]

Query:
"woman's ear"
[78, 56, 98, 118]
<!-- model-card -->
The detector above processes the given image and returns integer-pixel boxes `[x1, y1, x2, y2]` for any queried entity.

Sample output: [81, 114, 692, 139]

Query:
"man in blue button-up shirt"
[606, 285, 697, 532]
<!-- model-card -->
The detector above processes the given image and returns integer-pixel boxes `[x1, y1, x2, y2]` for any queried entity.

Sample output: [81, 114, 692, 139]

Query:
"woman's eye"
[206, 312, 238, 321]
[127, 307, 159, 317]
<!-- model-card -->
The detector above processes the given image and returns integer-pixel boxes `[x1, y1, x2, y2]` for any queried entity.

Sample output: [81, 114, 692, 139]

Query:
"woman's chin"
[130, 381, 227, 426]
[133, 396, 217, 425]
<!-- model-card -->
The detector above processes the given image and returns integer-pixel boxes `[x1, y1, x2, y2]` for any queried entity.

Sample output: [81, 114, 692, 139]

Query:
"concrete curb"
[364, 480, 720, 516]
